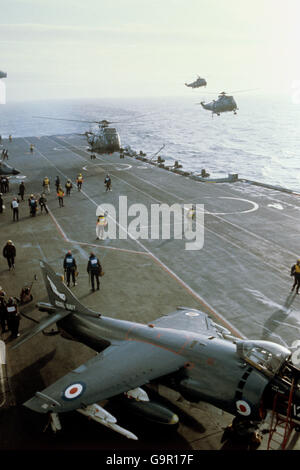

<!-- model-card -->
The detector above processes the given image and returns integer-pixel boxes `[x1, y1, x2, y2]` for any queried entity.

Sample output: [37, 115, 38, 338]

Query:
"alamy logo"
[96, 196, 204, 251]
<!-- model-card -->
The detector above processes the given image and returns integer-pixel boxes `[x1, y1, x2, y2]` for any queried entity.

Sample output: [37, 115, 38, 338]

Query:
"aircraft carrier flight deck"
[1, 133, 300, 452]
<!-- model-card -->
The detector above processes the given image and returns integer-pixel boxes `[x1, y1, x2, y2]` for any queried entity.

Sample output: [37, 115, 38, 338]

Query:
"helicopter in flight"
[185, 75, 207, 88]
[199, 91, 238, 116]
[33, 116, 121, 154]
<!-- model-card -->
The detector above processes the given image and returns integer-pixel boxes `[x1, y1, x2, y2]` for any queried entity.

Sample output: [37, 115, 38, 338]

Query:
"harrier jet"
[11, 261, 300, 445]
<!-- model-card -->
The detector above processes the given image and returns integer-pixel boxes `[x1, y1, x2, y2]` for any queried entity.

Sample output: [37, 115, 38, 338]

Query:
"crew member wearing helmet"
[63, 250, 77, 287]
[2, 240, 16, 270]
[76, 174, 83, 191]
[291, 259, 300, 294]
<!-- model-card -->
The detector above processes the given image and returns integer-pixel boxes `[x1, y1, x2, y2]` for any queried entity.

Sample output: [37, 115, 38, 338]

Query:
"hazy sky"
[1, 0, 300, 101]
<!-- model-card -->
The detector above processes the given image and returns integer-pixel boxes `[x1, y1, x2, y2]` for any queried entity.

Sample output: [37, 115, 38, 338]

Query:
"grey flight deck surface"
[1, 133, 300, 451]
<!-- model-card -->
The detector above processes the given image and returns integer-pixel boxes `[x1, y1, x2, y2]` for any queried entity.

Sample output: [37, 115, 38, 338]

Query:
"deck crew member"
[291, 259, 300, 294]
[0, 193, 4, 213]
[57, 186, 65, 207]
[55, 176, 60, 192]
[19, 181, 25, 201]
[0, 289, 7, 333]
[38, 193, 49, 214]
[6, 297, 20, 338]
[104, 174, 111, 192]
[2, 176, 9, 193]
[43, 176, 50, 193]
[76, 173, 83, 191]
[63, 250, 77, 287]
[65, 179, 73, 196]
[2, 240, 16, 270]
[28, 194, 37, 216]
[96, 214, 108, 240]
[87, 252, 102, 291]
[11, 197, 19, 221]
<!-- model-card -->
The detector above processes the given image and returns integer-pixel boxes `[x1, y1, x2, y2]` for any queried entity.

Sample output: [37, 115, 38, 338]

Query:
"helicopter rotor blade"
[32, 116, 129, 125]
[200, 88, 260, 95]
[32, 116, 101, 124]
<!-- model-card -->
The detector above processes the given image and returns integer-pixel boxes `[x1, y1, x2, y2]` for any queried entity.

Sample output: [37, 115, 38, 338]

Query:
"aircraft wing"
[24, 339, 186, 414]
[10, 310, 74, 350]
[151, 307, 221, 336]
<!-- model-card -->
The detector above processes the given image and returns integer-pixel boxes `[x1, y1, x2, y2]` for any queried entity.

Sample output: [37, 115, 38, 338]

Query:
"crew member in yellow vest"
[96, 214, 108, 240]
[291, 259, 300, 294]
[43, 176, 50, 193]
[76, 174, 83, 191]
[65, 179, 73, 196]
[57, 186, 65, 207]
[186, 204, 196, 233]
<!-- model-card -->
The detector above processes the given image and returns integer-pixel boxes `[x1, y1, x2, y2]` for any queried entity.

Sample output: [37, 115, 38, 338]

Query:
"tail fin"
[10, 261, 100, 350]
[40, 260, 99, 317]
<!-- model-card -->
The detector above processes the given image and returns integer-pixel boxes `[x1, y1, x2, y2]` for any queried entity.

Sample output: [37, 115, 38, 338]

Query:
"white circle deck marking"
[204, 197, 259, 215]
[185, 312, 200, 317]
[82, 163, 132, 172]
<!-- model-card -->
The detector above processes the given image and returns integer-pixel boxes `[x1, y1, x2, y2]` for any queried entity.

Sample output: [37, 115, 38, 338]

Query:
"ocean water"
[0, 94, 300, 191]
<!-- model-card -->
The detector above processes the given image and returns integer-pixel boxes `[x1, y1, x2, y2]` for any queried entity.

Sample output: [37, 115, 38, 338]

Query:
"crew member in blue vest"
[63, 250, 77, 287]
[87, 252, 102, 292]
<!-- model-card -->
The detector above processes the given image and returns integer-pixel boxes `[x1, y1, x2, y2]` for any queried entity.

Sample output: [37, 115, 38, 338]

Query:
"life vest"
[295, 264, 300, 274]
[97, 217, 107, 226]
[65, 256, 74, 266]
[44, 178, 49, 185]
[66, 182, 72, 188]
[7, 304, 17, 314]
[77, 176, 83, 182]
[57, 189, 64, 197]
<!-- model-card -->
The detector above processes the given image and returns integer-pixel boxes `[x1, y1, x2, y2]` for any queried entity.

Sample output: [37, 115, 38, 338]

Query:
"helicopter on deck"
[0, 71, 7, 79]
[199, 92, 238, 116]
[185, 75, 207, 88]
[32, 116, 121, 154]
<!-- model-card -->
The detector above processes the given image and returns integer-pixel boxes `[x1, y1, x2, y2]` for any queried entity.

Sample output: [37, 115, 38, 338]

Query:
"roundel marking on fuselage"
[236, 400, 251, 416]
[62, 382, 86, 400]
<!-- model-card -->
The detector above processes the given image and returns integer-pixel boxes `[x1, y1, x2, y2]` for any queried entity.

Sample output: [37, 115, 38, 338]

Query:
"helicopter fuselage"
[201, 95, 238, 115]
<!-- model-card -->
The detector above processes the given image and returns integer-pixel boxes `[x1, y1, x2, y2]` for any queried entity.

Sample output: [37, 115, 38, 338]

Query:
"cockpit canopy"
[237, 340, 291, 376]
